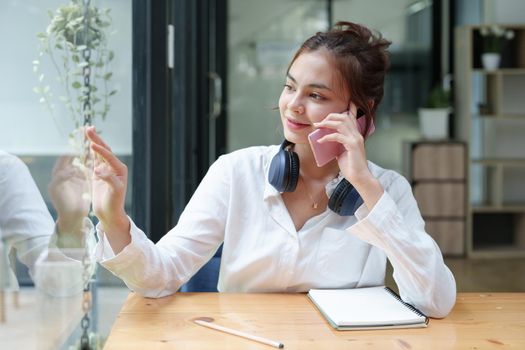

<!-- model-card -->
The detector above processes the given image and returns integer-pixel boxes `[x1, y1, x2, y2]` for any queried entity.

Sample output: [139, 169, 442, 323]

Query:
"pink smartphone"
[308, 128, 344, 167]
[308, 114, 375, 167]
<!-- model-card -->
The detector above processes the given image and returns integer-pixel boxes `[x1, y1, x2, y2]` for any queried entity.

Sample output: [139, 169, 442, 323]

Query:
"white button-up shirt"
[0, 151, 55, 284]
[96, 145, 456, 317]
[0, 151, 96, 296]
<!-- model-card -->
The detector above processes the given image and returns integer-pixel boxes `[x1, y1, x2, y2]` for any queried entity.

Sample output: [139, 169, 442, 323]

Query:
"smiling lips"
[286, 118, 311, 130]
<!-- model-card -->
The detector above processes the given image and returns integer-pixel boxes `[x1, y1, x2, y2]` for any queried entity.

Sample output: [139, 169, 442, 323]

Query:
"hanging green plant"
[33, 0, 117, 130]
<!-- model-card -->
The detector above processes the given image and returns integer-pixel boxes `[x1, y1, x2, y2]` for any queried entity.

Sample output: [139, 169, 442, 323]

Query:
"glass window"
[227, 0, 434, 173]
[228, 0, 328, 151]
[0, 1, 131, 348]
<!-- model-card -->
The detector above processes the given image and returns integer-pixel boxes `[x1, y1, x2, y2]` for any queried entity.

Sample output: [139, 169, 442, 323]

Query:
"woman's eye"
[283, 84, 294, 91]
[310, 93, 325, 100]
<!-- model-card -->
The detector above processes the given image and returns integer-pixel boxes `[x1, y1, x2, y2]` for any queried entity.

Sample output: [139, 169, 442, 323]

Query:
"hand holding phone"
[308, 112, 375, 167]
[308, 128, 344, 167]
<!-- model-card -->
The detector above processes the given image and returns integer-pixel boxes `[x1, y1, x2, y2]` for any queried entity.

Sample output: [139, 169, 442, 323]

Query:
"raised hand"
[86, 126, 131, 252]
[48, 155, 92, 243]
[313, 103, 384, 209]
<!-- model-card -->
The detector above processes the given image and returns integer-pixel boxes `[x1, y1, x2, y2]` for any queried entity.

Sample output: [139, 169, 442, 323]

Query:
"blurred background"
[1, 0, 524, 348]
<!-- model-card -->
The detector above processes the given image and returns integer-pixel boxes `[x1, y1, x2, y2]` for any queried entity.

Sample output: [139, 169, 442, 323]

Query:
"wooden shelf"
[470, 246, 525, 259]
[471, 158, 525, 166]
[472, 205, 525, 213]
[455, 24, 525, 258]
[403, 141, 467, 256]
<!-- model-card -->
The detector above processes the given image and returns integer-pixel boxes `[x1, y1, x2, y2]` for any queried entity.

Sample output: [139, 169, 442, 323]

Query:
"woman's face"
[278, 50, 349, 145]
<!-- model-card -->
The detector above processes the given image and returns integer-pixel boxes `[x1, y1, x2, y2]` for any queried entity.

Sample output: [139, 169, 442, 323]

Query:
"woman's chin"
[283, 130, 308, 145]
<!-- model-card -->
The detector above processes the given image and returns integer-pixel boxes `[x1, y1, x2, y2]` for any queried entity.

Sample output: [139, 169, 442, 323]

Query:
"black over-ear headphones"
[268, 140, 363, 216]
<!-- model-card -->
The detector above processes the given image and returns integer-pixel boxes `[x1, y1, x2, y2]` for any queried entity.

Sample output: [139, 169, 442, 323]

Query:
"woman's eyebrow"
[286, 73, 333, 91]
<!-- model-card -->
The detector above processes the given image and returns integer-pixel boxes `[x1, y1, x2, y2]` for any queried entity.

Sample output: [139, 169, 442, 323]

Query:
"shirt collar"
[263, 144, 345, 201]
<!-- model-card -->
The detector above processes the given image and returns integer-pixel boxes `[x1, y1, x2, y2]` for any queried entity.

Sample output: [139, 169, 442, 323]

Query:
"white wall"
[0, 0, 131, 155]
[484, 0, 525, 24]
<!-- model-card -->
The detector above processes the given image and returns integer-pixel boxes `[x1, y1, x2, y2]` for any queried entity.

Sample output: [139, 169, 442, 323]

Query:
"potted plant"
[33, 0, 116, 138]
[479, 25, 514, 70]
[418, 85, 451, 140]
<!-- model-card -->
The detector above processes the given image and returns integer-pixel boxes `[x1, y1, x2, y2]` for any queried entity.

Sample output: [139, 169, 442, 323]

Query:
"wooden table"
[104, 292, 525, 349]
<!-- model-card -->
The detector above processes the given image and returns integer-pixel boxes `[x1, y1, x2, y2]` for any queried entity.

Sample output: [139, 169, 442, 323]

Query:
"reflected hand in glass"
[48, 155, 92, 247]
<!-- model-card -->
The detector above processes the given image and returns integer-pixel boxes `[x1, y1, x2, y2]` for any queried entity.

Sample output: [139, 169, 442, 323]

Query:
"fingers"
[348, 101, 358, 118]
[313, 111, 360, 138]
[313, 108, 364, 145]
[313, 112, 348, 129]
[52, 155, 74, 175]
[318, 131, 362, 145]
[86, 126, 112, 152]
[91, 142, 126, 172]
[93, 164, 124, 189]
[85, 126, 126, 174]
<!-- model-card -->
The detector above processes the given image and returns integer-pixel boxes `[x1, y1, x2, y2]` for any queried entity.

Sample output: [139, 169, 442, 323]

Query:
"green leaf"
[72, 81, 81, 89]
[33, 86, 41, 94]
[103, 72, 112, 80]
[109, 90, 117, 96]
[108, 50, 114, 61]
[55, 43, 63, 50]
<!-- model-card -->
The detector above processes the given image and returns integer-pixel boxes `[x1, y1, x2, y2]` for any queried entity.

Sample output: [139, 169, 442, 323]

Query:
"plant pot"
[418, 108, 450, 140]
[481, 53, 501, 70]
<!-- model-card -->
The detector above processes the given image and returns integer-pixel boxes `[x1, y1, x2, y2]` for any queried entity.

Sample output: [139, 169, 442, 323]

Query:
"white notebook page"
[309, 287, 425, 326]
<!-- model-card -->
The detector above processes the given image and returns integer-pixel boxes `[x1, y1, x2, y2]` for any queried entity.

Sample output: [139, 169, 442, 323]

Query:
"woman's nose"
[287, 94, 305, 114]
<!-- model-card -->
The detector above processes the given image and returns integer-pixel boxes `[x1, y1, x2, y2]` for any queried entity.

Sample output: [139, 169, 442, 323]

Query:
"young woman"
[88, 21, 456, 318]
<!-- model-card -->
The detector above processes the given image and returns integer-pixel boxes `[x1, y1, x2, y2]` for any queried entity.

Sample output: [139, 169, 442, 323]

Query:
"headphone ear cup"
[287, 150, 299, 192]
[268, 141, 299, 192]
[328, 178, 364, 216]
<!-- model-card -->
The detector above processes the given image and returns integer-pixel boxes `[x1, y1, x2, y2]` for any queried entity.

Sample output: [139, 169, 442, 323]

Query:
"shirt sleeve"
[347, 174, 456, 318]
[0, 153, 55, 278]
[34, 219, 97, 297]
[94, 155, 230, 298]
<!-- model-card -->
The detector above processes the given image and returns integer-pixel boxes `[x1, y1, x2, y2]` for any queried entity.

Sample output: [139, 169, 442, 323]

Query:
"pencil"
[193, 318, 284, 348]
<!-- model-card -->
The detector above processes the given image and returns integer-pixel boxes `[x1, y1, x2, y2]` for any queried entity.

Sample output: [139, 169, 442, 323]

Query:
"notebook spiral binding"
[383, 287, 429, 324]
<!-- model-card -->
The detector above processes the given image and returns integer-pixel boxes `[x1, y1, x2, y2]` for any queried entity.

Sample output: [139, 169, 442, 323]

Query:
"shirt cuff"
[49, 217, 96, 250]
[347, 191, 400, 248]
[94, 216, 148, 273]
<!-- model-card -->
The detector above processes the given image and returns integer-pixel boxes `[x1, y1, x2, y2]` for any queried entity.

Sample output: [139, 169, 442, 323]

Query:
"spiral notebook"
[308, 286, 429, 330]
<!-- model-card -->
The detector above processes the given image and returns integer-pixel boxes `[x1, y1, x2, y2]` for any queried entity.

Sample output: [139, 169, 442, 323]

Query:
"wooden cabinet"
[455, 25, 525, 258]
[403, 141, 467, 256]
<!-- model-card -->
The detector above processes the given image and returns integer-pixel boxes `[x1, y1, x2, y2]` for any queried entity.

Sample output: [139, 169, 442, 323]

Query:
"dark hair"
[287, 21, 391, 135]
